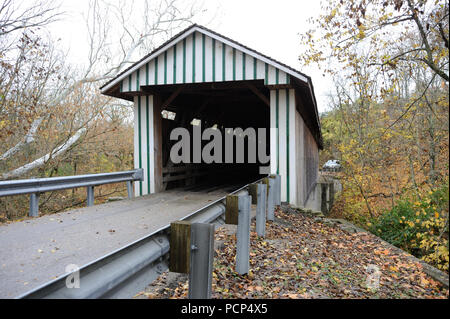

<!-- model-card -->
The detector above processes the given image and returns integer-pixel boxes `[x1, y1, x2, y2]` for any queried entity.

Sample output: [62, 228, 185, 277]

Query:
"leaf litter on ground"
[136, 206, 448, 299]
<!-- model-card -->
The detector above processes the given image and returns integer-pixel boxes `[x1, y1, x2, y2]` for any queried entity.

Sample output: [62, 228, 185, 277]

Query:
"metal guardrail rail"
[0, 169, 144, 217]
[17, 176, 276, 299]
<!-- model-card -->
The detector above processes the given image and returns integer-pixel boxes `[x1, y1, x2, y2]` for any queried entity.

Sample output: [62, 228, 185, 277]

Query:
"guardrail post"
[255, 183, 267, 237]
[29, 193, 39, 217]
[87, 186, 94, 207]
[126, 181, 133, 199]
[188, 223, 215, 299]
[267, 178, 275, 221]
[274, 174, 281, 206]
[236, 194, 251, 275]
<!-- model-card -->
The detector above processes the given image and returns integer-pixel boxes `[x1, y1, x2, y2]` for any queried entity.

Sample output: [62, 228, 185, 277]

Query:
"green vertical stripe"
[154, 57, 158, 85]
[146, 96, 150, 193]
[286, 73, 289, 84]
[192, 32, 196, 83]
[276, 68, 279, 85]
[232, 48, 236, 81]
[202, 34, 205, 82]
[276, 90, 279, 175]
[286, 89, 290, 203]
[212, 39, 216, 81]
[253, 58, 257, 80]
[136, 68, 140, 90]
[128, 74, 132, 91]
[265, 63, 268, 85]
[173, 45, 177, 84]
[242, 52, 246, 80]
[164, 51, 167, 84]
[120, 80, 123, 92]
[222, 44, 226, 81]
[183, 38, 186, 83]
[138, 97, 142, 196]
[146, 63, 149, 85]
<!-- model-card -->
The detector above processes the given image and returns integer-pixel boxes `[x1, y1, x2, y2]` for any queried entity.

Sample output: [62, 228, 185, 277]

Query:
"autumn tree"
[300, 0, 449, 270]
[0, 0, 204, 219]
[1, 0, 203, 180]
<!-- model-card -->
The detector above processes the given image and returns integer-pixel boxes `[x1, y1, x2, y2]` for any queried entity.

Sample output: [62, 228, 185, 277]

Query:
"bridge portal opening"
[154, 80, 270, 191]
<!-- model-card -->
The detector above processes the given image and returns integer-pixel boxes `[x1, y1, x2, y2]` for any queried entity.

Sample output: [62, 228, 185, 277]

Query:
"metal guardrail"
[18, 175, 280, 299]
[0, 169, 144, 217]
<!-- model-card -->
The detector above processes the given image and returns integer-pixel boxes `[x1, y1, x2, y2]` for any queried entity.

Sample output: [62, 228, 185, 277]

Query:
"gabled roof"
[99, 24, 322, 148]
[100, 24, 313, 92]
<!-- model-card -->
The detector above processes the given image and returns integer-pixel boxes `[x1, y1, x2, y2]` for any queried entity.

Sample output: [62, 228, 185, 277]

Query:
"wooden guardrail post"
[248, 184, 258, 205]
[169, 220, 214, 299]
[169, 221, 191, 274]
[225, 194, 239, 225]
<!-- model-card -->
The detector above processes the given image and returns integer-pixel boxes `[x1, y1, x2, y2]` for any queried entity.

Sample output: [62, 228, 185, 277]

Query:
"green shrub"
[369, 200, 428, 251]
[369, 182, 449, 272]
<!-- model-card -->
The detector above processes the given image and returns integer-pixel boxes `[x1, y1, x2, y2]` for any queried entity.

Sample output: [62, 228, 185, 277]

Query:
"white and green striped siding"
[134, 95, 155, 196]
[270, 88, 297, 205]
[124, 30, 314, 203]
[120, 32, 290, 92]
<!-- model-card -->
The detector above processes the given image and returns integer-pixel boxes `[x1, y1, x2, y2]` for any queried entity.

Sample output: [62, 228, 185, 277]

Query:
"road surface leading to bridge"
[0, 189, 228, 298]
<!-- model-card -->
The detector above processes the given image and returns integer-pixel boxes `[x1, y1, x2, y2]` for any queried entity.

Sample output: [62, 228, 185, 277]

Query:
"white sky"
[50, 0, 332, 113]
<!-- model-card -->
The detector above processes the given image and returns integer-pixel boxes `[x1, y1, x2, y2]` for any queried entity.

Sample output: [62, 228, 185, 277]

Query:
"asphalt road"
[0, 189, 227, 298]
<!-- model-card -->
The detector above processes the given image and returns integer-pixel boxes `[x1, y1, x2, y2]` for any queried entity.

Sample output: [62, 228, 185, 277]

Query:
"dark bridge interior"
[148, 80, 271, 191]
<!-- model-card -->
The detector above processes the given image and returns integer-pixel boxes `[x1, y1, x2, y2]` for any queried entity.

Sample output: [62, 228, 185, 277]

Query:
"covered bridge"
[100, 24, 323, 208]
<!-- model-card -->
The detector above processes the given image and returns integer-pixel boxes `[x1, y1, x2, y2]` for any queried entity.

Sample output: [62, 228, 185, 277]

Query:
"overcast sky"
[50, 0, 332, 113]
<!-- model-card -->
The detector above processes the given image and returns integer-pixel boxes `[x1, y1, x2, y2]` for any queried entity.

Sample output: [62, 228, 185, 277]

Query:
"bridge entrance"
[157, 80, 270, 192]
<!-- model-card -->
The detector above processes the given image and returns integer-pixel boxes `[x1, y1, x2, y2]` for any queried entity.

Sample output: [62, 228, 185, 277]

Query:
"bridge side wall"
[133, 95, 163, 196]
[270, 88, 298, 205]
[296, 109, 306, 206]
[269, 87, 320, 207]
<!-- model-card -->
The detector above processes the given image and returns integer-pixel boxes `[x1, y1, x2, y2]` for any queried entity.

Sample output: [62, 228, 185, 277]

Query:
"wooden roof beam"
[244, 82, 270, 106]
[161, 85, 186, 110]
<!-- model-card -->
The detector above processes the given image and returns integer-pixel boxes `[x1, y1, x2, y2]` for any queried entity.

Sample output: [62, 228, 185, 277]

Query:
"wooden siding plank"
[146, 96, 150, 193]
[137, 96, 142, 196]
[176, 42, 183, 84]
[192, 32, 196, 83]
[225, 45, 233, 81]
[133, 96, 139, 195]
[278, 89, 287, 202]
[195, 31, 202, 83]
[148, 59, 155, 85]
[286, 88, 290, 203]
[149, 95, 155, 193]
[270, 91, 278, 176]
[166, 46, 174, 84]
[288, 89, 297, 205]
[211, 38, 215, 82]
[154, 56, 158, 85]
[125, 32, 298, 94]
[140, 96, 148, 195]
